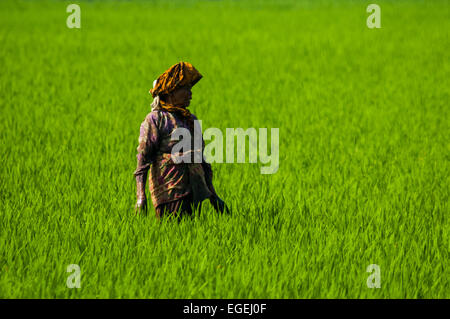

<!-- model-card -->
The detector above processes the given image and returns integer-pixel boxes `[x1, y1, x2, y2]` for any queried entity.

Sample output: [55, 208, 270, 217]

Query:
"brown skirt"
[155, 193, 202, 219]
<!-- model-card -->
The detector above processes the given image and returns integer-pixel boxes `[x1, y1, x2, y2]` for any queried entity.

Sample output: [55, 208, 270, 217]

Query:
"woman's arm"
[199, 127, 217, 197]
[194, 114, 229, 214]
[202, 160, 217, 197]
[201, 140, 230, 214]
[133, 112, 160, 215]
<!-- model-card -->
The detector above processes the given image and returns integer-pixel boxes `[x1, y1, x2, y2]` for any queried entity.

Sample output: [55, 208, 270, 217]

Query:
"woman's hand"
[135, 180, 148, 216]
[134, 180, 147, 215]
[135, 197, 148, 215]
[210, 195, 230, 214]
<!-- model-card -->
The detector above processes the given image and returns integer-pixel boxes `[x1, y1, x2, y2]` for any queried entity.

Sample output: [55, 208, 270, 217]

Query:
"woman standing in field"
[133, 62, 227, 218]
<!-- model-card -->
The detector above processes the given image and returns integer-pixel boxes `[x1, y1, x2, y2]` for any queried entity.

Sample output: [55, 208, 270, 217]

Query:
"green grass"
[0, 0, 448, 298]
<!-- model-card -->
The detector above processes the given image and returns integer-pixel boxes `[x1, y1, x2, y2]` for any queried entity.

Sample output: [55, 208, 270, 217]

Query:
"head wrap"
[150, 62, 202, 130]
[150, 61, 202, 98]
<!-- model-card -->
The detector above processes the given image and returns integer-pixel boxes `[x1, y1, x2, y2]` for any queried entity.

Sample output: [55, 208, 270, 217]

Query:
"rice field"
[0, 0, 448, 298]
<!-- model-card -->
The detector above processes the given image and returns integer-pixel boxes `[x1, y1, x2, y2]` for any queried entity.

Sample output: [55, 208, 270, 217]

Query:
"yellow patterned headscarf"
[150, 61, 202, 98]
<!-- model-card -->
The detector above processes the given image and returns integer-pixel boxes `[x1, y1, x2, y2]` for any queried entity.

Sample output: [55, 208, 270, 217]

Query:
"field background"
[0, 0, 448, 298]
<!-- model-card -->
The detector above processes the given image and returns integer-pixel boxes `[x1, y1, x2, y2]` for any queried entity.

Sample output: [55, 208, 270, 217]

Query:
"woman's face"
[168, 85, 192, 107]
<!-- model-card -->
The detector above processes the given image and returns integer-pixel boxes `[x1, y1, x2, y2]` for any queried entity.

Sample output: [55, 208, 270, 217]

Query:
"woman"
[133, 61, 227, 218]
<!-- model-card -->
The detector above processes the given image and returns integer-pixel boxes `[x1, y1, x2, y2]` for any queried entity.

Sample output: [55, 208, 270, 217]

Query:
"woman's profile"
[133, 61, 228, 218]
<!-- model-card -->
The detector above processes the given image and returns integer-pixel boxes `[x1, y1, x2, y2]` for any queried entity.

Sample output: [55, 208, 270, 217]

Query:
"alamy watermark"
[366, 264, 381, 288]
[67, 264, 81, 288]
[171, 120, 279, 174]
[366, 4, 381, 29]
[66, 4, 81, 29]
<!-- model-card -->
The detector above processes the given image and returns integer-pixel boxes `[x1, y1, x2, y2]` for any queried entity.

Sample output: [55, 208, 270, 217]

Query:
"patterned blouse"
[133, 108, 215, 208]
